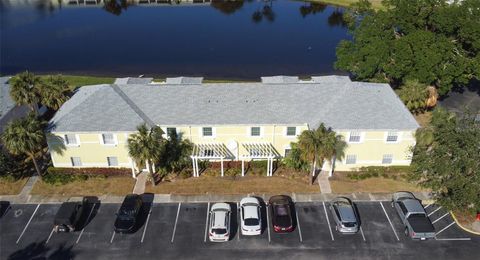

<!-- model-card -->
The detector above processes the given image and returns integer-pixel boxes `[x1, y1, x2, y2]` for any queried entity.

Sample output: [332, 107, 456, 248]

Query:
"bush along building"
[46, 76, 419, 178]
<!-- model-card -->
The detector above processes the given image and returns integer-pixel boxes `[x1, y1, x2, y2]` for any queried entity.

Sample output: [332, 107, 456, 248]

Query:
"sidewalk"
[132, 172, 147, 194]
[317, 170, 331, 193]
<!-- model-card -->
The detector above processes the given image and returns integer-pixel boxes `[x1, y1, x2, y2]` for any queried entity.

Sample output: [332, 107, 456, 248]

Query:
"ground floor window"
[284, 148, 291, 157]
[345, 154, 357, 164]
[71, 157, 82, 167]
[382, 154, 393, 164]
[107, 156, 119, 167]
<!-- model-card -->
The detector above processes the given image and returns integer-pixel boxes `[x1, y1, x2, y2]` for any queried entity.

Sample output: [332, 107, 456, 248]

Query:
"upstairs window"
[64, 134, 78, 146]
[250, 127, 261, 137]
[386, 132, 399, 143]
[202, 127, 213, 137]
[71, 157, 82, 167]
[286, 127, 296, 136]
[348, 131, 361, 143]
[345, 154, 357, 164]
[102, 133, 116, 145]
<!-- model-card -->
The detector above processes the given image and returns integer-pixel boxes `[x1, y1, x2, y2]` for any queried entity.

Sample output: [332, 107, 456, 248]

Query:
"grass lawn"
[31, 176, 135, 196]
[330, 172, 424, 193]
[0, 178, 28, 195]
[145, 175, 320, 195]
[39, 74, 115, 90]
[311, 0, 384, 9]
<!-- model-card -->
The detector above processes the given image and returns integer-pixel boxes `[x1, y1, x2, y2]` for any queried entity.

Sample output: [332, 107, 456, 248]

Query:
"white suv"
[240, 197, 262, 236]
[208, 203, 231, 242]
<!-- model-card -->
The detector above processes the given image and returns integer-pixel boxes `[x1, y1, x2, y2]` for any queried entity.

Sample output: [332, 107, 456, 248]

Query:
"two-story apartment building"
[46, 76, 419, 178]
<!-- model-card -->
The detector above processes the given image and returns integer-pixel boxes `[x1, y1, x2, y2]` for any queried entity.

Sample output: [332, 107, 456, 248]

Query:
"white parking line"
[322, 202, 334, 241]
[171, 203, 181, 243]
[359, 226, 366, 242]
[16, 204, 40, 244]
[379, 202, 400, 241]
[76, 202, 97, 244]
[428, 206, 443, 217]
[266, 205, 271, 243]
[435, 222, 455, 236]
[45, 228, 55, 244]
[424, 203, 433, 209]
[295, 206, 303, 243]
[204, 202, 210, 243]
[435, 238, 471, 241]
[237, 202, 240, 241]
[141, 207, 153, 243]
[110, 231, 115, 243]
[432, 212, 450, 224]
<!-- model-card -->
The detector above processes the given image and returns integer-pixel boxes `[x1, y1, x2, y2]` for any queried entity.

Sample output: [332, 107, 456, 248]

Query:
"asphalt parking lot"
[1, 198, 479, 260]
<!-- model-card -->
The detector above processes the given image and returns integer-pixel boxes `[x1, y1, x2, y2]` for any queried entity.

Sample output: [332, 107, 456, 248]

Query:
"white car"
[208, 203, 231, 242]
[239, 197, 262, 236]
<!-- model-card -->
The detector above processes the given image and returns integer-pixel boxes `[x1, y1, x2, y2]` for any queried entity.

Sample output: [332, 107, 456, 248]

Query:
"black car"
[114, 194, 143, 233]
[268, 195, 294, 233]
[54, 199, 87, 232]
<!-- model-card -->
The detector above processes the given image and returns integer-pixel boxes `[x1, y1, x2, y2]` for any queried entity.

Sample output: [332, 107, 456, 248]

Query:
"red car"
[269, 195, 294, 233]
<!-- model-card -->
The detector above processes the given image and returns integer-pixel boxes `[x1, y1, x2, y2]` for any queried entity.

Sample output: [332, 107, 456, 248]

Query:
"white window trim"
[347, 131, 365, 143]
[284, 126, 297, 137]
[99, 133, 118, 146]
[248, 126, 263, 137]
[385, 131, 401, 144]
[162, 127, 177, 139]
[200, 127, 216, 138]
[64, 134, 80, 147]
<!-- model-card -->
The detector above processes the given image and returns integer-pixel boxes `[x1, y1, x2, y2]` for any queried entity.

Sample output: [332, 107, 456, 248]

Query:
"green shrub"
[45, 167, 131, 177]
[178, 169, 193, 179]
[346, 166, 411, 180]
[225, 168, 241, 177]
[43, 172, 88, 185]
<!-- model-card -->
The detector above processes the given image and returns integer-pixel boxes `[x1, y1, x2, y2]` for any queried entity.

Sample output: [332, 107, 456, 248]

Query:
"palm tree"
[9, 71, 41, 113]
[127, 124, 164, 186]
[1, 114, 46, 178]
[37, 75, 69, 110]
[297, 123, 346, 185]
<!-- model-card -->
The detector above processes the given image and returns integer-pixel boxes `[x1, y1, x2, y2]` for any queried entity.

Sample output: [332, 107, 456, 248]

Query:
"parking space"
[1, 200, 478, 259]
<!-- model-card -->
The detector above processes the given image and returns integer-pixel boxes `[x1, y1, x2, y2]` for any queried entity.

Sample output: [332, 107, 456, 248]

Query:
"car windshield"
[275, 205, 289, 216]
[212, 228, 227, 234]
[342, 222, 356, 227]
[245, 218, 259, 226]
[409, 213, 427, 219]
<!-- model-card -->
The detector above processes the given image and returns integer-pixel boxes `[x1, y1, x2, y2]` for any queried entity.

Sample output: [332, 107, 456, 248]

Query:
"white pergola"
[190, 143, 234, 177]
[240, 143, 279, 177]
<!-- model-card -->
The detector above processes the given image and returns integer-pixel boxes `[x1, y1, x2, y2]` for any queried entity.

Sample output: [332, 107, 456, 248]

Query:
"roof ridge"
[110, 84, 155, 127]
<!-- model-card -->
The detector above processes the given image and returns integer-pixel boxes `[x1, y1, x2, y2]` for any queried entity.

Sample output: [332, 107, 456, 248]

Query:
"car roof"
[243, 204, 259, 220]
[400, 199, 425, 213]
[335, 204, 357, 222]
[211, 204, 229, 228]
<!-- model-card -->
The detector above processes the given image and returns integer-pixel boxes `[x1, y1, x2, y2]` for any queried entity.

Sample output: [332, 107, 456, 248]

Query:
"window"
[286, 127, 296, 136]
[345, 155, 357, 164]
[386, 132, 399, 143]
[349, 131, 361, 143]
[102, 133, 116, 145]
[107, 157, 118, 167]
[202, 127, 213, 137]
[64, 134, 77, 146]
[382, 154, 393, 164]
[250, 127, 261, 137]
[71, 157, 82, 167]
[284, 149, 292, 157]
[166, 128, 177, 138]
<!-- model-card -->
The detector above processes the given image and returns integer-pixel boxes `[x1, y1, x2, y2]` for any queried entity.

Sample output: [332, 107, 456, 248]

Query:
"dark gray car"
[329, 197, 359, 234]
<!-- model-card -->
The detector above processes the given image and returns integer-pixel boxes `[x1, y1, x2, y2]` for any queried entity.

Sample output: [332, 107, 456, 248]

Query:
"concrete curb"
[450, 211, 480, 236]
[0, 191, 432, 204]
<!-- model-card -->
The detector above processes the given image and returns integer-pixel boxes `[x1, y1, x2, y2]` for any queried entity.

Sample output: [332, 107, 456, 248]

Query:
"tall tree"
[127, 124, 164, 186]
[335, 0, 480, 95]
[396, 80, 429, 114]
[1, 114, 46, 178]
[410, 108, 480, 213]
[37, 75, 70, 110]
[9, 71, 41, 113]
[297, 123, 346, 185]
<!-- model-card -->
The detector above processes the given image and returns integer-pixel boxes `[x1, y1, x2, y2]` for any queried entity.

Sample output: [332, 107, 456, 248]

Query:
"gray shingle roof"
[165, 77, 203, 85]
[114, 77, 153, 85]
[261, 76, 299, 84]
[0, 77, 14, 118]
[49, 76, 419, 132]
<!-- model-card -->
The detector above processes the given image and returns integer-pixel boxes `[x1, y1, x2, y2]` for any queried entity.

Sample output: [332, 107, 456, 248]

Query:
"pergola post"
[266, 158, 270, 177]
[220, 157, 224, 177]
[131, 160, 136, 178]
[195, 158, 199, 177]
[241, 159, 245, 177]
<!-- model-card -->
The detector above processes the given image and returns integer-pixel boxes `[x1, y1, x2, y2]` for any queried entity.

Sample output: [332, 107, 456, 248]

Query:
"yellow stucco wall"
[48, 126, 416, 171]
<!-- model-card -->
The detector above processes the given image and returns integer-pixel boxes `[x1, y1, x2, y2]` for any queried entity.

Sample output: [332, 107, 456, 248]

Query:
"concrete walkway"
[132, 172, 147, 194]
[318, 170, 332, 194]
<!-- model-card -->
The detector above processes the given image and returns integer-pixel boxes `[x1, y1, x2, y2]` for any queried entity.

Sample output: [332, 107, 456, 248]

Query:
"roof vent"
[114, 77, 153, 85]
[261, 76, 299, 84]
[311, 75, 351, 83]
[166, 77, 203, 85]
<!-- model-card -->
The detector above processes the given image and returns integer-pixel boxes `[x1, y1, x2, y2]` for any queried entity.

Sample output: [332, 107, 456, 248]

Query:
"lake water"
[0, 0, 350, 79]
